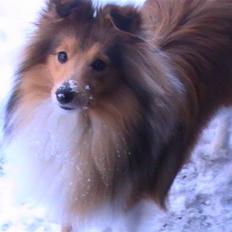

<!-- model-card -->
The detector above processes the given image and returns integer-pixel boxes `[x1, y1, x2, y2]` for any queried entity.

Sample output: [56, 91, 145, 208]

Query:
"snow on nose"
[55, 81, 77, 105]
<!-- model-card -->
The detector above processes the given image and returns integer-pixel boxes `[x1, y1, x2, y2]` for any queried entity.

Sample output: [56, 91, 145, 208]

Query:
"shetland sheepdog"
[4, 0, 232, 231]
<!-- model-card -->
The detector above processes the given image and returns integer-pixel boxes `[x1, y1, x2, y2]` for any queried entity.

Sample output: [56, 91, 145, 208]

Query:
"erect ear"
[48, 0, 93, 19]
[106, 6, 142, 34]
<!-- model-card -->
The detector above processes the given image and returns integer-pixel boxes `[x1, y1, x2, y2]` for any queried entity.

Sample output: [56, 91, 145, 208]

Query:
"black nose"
[55, 84, 75, 104]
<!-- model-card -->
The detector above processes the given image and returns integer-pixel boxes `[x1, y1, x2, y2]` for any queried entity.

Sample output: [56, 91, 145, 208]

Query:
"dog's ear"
[48, 0, 93, 19]
[105, 6, 142, 34]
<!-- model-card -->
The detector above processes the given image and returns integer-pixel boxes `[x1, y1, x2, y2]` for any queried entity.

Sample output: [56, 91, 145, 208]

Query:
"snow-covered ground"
[1, 1, 232, 231]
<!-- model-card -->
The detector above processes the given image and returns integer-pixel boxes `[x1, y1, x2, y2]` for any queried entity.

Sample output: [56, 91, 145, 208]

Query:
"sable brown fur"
[142, 0, 232, 206]
[4, 0, 232, 229]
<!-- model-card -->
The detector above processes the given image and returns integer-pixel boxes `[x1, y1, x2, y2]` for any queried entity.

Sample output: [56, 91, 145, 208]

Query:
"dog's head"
[13, 0, 179, 116]
[18, 1, 138, 110]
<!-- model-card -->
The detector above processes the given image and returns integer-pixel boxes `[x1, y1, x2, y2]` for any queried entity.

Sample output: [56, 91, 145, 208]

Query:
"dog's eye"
[91, 59, 107, 72]
[57, 51, 68, 64]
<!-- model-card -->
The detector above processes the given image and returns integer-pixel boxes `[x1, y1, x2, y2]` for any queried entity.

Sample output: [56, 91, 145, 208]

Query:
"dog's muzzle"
[55, 80, 85, 111]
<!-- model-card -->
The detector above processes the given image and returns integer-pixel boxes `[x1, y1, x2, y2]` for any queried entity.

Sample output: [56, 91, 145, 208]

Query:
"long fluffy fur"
[4, 0, 232, 230]
[142, 0, 232, 205]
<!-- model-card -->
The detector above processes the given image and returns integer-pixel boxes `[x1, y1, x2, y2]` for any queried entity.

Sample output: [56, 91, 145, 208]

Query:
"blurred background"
[1, 1, 232, 231]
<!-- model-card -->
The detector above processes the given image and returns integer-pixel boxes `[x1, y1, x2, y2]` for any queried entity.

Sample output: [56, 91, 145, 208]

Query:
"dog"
[3, 0, 232, 231]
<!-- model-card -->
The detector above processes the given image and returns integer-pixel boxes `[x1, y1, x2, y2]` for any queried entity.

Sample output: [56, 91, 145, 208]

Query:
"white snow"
[1, 0, 232, 232]
[85, 85, 91, 91]
[68, 80, 78, 92]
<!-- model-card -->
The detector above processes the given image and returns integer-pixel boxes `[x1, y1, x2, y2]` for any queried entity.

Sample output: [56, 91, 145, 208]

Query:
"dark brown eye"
[91, 59, 107, 72]
[57, 51, 68, 64]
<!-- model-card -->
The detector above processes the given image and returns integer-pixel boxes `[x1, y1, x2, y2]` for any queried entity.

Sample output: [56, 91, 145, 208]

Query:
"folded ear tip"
[109, 6, 142, 34]
[48, 0, 93, 18]
[56, 4, 71, 17]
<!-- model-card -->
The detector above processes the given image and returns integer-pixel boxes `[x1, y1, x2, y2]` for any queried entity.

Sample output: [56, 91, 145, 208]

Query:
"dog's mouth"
[60, 106, 76, 111]
[57, 99, 90, 112]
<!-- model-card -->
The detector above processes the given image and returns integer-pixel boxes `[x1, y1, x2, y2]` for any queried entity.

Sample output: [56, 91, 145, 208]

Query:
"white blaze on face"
[68, 80, 79, 93]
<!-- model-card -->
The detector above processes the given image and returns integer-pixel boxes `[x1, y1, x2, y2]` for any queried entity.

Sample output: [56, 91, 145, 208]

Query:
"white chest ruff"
[4, 103, 159, 231]
[5, 104, 84, 222]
